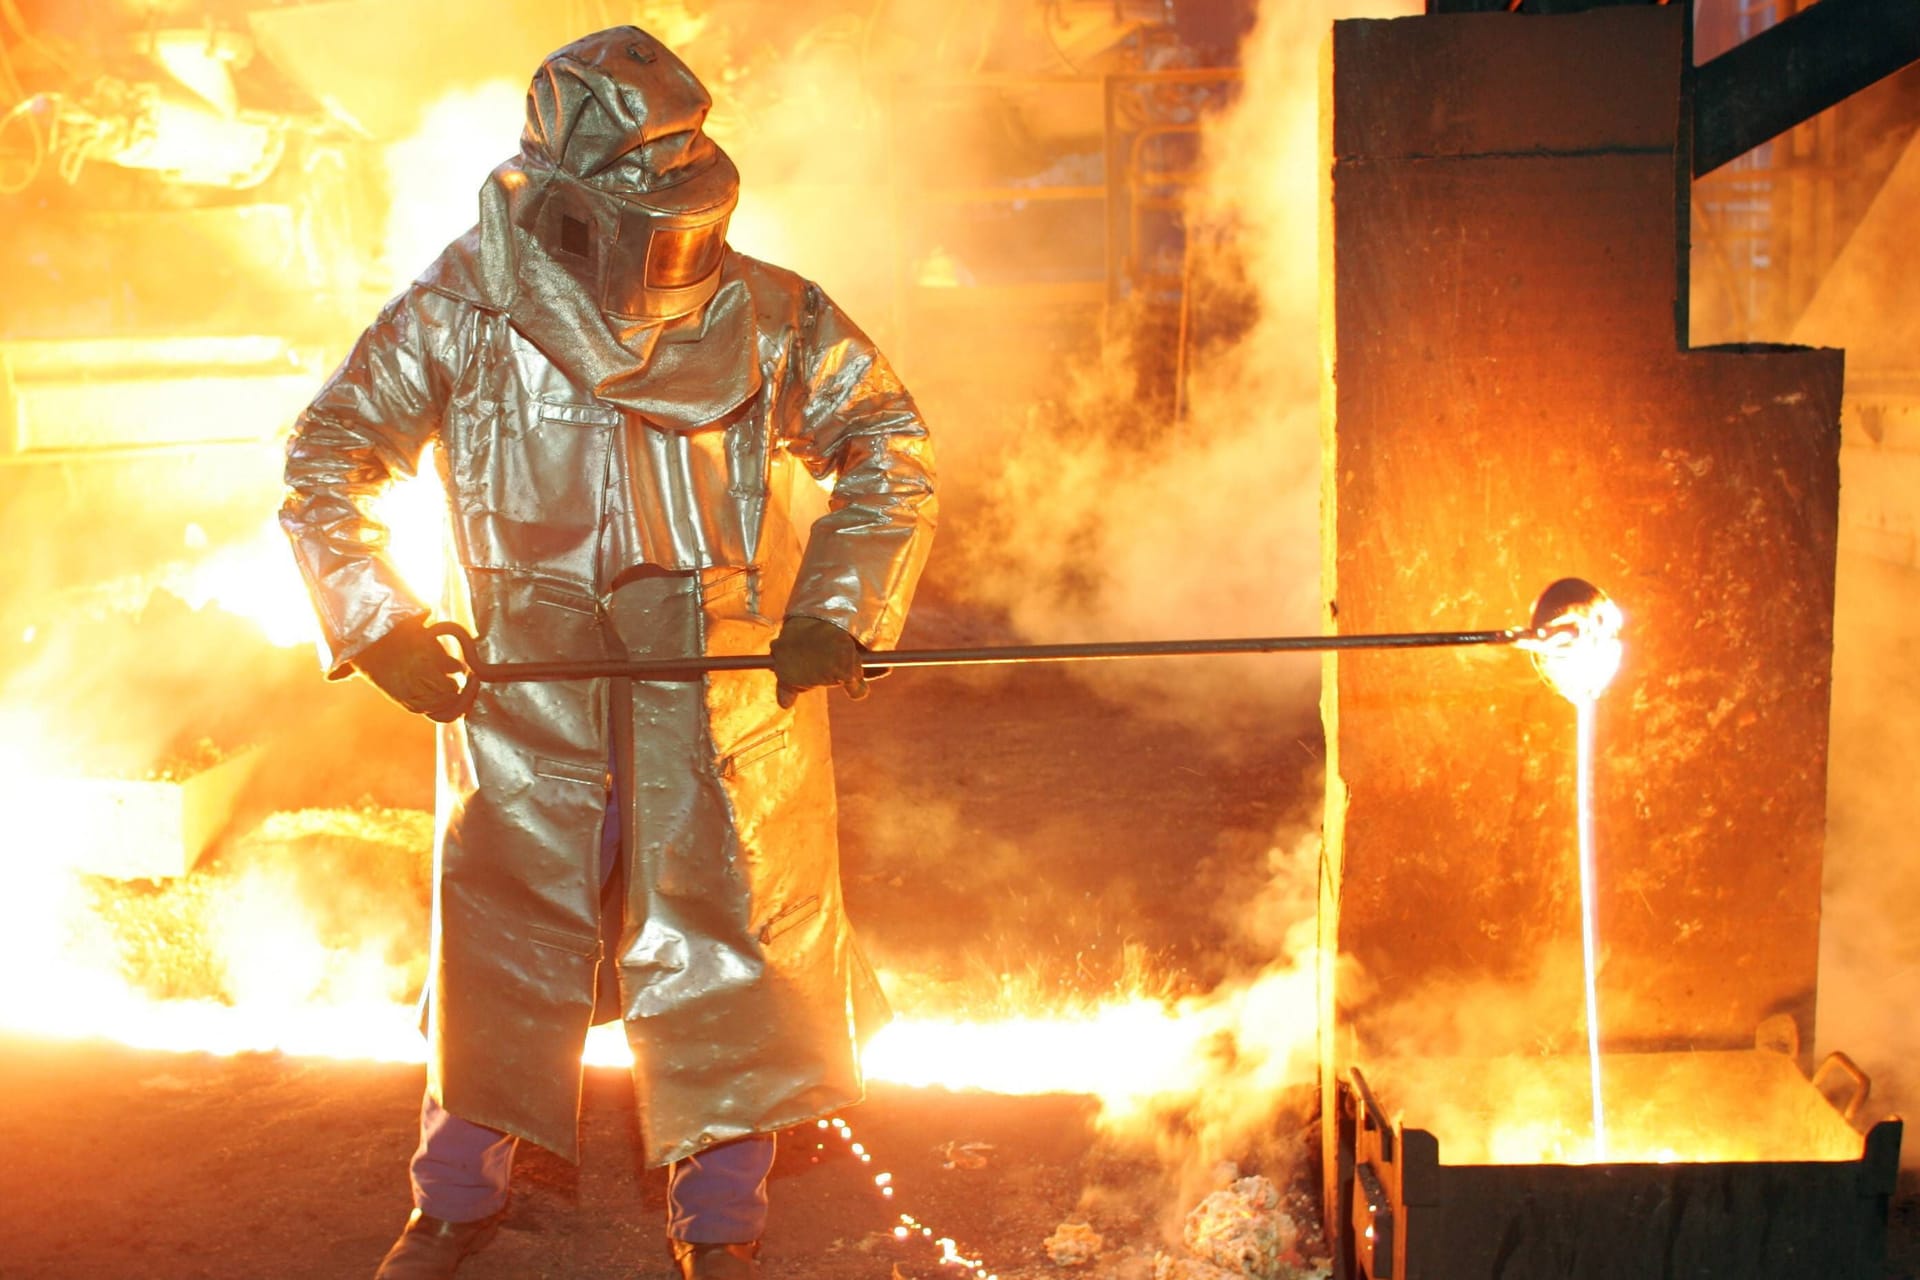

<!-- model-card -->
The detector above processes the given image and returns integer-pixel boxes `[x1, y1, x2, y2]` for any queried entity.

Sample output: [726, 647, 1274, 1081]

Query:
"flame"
[177, 454, 449, 647]
[0, 766, 1320, 1120]
[0, 773, 428, 1060]
[2, 568, 1322, 1113]
[578, 957, 1323, 1126]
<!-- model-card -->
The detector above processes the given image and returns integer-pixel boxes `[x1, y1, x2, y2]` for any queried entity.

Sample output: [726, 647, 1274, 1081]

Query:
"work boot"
[671, 1240, 761, 1280]
[373, 1209, 504, 1279]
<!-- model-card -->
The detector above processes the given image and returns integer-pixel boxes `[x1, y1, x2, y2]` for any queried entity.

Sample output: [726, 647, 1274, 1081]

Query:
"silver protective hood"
[467, 26, 759, 431]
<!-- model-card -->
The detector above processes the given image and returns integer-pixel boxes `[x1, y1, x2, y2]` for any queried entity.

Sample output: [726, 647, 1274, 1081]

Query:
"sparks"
[816, 1117, 996, 1279]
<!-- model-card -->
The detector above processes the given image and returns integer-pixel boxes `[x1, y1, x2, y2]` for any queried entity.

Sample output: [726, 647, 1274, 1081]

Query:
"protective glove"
[351, 615, 467, 721]
[769, 615, 868, 709]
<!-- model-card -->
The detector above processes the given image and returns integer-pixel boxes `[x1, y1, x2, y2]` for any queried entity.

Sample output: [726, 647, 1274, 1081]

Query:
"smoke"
[943, 0, 1419, 1218]
[1787, 142, 1920, 1146]
[901, 0, 1411, 734]
[1723, 127, 1920, 1150]
[1083, 841, 1325, 1202]
[1814, 552, 1920, 1142]
[380, 80, 526, 288]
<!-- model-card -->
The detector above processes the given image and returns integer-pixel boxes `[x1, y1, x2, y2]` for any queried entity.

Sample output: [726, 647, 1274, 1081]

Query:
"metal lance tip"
[1519, 577, 1624, 704]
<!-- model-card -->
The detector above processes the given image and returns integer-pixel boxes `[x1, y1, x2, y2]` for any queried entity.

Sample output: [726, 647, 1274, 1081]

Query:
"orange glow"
[1521, 589, 1625, 705]
[380, 83, 525, 289]
[0, 804, 1320, 1118]
[0, 957, 1316, 1116]
[178, 450, 449, 648]
[0, 769, 428, 1060]
[1575, 695, 1606, 1156]
[1376, 1051, 1865, 1167]
[171, 517, 327, 648]
[582, 958, 1320, 1117]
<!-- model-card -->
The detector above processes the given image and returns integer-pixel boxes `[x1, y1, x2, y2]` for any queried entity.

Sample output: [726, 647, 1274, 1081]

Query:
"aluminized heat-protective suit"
[280, 28, 935, 1167]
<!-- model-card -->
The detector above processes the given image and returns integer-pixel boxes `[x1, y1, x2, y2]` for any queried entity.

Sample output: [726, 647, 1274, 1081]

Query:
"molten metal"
[1514, 577, 1627, 1156]
[1520, 577, 1625, 704]
[1576, 696, 1606, 1157]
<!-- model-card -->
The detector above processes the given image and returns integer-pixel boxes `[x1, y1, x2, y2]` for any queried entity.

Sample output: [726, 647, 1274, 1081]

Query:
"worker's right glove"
[769, 615, 869, 709]
[351, 616, 467, 721]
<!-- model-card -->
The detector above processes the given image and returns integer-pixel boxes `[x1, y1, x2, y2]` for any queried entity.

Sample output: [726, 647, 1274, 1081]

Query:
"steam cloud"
[1740, 122, 1920, 1145]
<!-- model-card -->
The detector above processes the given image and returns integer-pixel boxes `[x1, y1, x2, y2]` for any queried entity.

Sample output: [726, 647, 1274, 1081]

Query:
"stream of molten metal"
[1575, 694, 1605, 1158]
[1520, 589, 1623, 1161]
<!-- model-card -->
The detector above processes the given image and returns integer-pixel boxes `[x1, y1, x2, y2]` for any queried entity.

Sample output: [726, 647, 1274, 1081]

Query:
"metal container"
[1336, 1048, 1901, 1279]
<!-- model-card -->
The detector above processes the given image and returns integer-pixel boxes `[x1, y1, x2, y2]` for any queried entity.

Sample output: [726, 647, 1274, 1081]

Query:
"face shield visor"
[601, 194, 733, 322]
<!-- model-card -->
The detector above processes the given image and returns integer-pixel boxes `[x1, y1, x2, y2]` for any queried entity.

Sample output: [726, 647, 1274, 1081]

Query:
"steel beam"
[1694, 0, 1920, 175]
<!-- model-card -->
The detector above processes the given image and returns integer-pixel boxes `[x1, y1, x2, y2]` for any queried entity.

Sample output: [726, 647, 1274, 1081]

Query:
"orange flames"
[180, 456, 451, 649]
[0, 497, 1323, 1115]
[0, 791, 1320, 1114]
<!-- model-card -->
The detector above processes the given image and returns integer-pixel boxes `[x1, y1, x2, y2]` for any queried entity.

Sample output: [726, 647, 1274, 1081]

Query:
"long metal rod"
[431, 622, 1532, 683]
[425, 621, 1542, 721]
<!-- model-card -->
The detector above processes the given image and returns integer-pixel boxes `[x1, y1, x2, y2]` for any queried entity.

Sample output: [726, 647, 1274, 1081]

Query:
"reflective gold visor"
[646, 221, 728, 288]
[603, 208, 730, 318]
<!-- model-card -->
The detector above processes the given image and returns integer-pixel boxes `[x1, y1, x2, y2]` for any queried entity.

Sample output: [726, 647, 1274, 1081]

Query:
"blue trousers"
[411, 759, 775, 1241]
[410, 1094, 775, 1240]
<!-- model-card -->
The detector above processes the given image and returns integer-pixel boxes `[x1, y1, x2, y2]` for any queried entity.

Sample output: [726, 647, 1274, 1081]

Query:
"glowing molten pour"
[1383, 1049, 1865, 1167]
[1521, 577, 1625, 705]
[1517, 577, 1625, 1158]
[1575, 695, 1605, 1157]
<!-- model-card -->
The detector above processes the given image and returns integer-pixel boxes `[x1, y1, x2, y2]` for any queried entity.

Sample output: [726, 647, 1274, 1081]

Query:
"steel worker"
[280, 27, 936, 1280]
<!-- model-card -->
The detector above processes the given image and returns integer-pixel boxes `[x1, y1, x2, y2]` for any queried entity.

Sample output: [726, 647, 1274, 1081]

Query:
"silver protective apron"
[281, 244, 936, 1165]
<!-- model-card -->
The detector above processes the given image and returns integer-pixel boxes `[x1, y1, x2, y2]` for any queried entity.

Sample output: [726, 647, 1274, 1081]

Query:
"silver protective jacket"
[279, 27, 936, 1165]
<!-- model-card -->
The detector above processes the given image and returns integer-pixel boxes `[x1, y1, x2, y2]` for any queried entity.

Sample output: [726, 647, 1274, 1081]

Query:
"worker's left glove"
[769, 615, 869, 709]
[351, 615, 467, 721]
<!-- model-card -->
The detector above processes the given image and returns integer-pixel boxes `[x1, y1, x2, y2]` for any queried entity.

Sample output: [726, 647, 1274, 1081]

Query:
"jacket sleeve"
[279, 285, 472, 677]
[779, 282, 938, 651]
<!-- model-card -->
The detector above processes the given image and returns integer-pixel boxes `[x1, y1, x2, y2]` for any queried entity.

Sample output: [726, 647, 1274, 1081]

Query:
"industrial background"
[1, 0, 1918, 1277]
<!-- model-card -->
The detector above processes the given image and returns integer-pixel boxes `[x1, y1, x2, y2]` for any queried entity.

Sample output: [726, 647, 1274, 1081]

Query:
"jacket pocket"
[537, 401, 623, 428]
[755, 895, 821, 946]
[717, 727, 789, 778]
[528, 924, 601, 958]
[534, 756, 608, 787]
[447, 399, 617, 576]
[532, 581, 600, 617]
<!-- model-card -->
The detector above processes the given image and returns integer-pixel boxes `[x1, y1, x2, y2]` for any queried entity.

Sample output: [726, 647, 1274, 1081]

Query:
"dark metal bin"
[1336, 1050, 1902, 1279]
